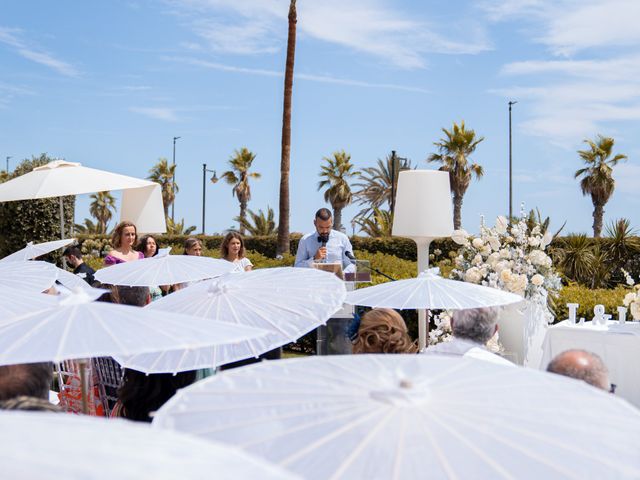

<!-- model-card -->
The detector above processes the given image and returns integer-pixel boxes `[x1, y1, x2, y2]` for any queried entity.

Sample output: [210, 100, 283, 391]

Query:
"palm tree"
[355, 208, 394, 237]
[221, 148, 261, 235]
[74, 218, 101, 234]
[147, 157, 178, 220]
[317, 150, 360, 231]
[427, 121, 484, 229]
[89, 191, 116, 234]
[166, 217, 197, 235]
[276, 0, 297, 256]
[353, 153, 413, 219]
[575, 135, 627, 238]
[235, 207, 276, 236]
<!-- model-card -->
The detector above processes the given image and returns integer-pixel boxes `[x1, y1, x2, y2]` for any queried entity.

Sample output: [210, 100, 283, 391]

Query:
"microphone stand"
[346, 256, 396, 282]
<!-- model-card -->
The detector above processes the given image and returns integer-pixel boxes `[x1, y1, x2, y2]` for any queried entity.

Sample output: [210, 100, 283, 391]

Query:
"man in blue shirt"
[294, 208, 354, 270]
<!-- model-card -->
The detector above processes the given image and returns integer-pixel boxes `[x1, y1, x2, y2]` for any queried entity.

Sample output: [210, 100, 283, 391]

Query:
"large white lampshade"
[392, 170, 454, 349]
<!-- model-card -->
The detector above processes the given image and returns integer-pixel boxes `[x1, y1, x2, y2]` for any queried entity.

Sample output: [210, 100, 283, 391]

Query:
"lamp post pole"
[201, 163, 218, 234]
[171, 136, 181, 223]
[508, 101, 517, 221]
[5, 156, 11, 173]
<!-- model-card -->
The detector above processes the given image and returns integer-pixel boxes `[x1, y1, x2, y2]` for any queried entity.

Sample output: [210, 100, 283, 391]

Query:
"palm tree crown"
[318, 150, 360, 231]
[235, 207, 276, 236]
[222, 148, 261, 235]
[89, 191, 116, 234]
[147, 158, 178, 220]
[575, 135, 627, 238]
[427, 120, 484, 229]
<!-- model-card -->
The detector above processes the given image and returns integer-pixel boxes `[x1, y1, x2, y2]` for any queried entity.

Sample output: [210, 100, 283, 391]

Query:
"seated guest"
[221, 232, 253, 271]
[0, 362, 53, 402]
[136, 234, 159, 258]
[422, 307, 513, 366]
[110, 285, 151, 307]
[352, 308, 417, 354]
[546, 349, 611, 391]
[63, 246, 96, 285]
[111, 369, 196, 422]
[0, 395, 61, 412]
[183, 237, 203, 256]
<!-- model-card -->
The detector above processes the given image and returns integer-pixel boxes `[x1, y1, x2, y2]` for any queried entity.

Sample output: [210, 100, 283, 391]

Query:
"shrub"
[552, 283, 629, 322]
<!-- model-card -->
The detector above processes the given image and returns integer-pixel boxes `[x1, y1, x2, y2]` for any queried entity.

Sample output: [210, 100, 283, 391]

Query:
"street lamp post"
[5, 156, 11, 173]
[201, 163, 218, 234]
[171, 136, 181, 223]
[389, 150, 408, 216]
[508, 101, 517, 221]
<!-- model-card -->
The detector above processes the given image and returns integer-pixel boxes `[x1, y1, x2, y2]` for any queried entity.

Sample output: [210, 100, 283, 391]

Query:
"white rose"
[631, 302, 640, 321]
[529, 250, 551, 267]
[472, 254, 483, 266]
[451, 229, 470, 246]
[528, 237, 540, 247]
[495, 216, 508, 234]
[488, 236, 501, 251]
[464, 267, 483, 284]
[472, 238, 484, 249]
[531, 274, 544, 286]
[499, 248, 511, 259]
[531, 226, 541, 236]
[480, 245, 492, 256]
[623, 292, 636, 307]
[495, 260, 510, 274]
[487, 252, 500, 268]
[507, 274, 528, 296]
[500, 269, 513, 283]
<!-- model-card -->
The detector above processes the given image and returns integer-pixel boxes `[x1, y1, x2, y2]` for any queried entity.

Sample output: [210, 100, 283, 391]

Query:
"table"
[540, 320, 640, 408]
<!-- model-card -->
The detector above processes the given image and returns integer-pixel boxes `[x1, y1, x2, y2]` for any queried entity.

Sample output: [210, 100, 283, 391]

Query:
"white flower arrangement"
[621, 269, 640, 320]
[450, 215, 562, 323]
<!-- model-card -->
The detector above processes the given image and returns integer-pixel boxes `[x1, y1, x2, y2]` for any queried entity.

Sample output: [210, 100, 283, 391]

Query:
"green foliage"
[148, 158, 177, 220]
[74, 218, 101, 234]
[235, 207, 276, 236]
[355, 208, 393, 237]
[165, 217, 197, 235]
[221, 147, 261, 234]
[0, 155, 75, 258]
[318, 150, 359, 230]
[89, 191, 116, 234]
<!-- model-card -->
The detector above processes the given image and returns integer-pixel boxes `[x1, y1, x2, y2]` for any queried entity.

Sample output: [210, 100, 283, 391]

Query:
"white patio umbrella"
[127, 267, 346, 372]
[0, 238, 75, 263]
[0, 412, 298, 480]
[0, 159, 166, 234]
[0, 288, 268, 366]
[54, 266, 95, 292]
[154, 355, 640, 480]
[0, 260, 60, 292]
[94, 253, 235, 287]
[345, 268, 522, 309]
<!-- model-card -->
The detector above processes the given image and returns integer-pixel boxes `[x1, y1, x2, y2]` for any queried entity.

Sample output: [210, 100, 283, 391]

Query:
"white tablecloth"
[540, 320, 640, 408]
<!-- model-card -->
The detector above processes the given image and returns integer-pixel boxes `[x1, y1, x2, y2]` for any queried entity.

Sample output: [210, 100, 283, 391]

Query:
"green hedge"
[551, 284, 630, 322]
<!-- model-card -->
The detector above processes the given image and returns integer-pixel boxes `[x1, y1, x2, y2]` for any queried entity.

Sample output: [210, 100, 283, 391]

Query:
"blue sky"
[1, 0, 639, 236]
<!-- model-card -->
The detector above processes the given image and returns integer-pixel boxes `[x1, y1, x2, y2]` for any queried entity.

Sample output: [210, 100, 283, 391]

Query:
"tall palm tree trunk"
[276, 0, 297, 256]
[333, 207, 343, 232]
[453, 193, 463, 230]
[239, 200, 248, 235]
[593, 203, 604, 238]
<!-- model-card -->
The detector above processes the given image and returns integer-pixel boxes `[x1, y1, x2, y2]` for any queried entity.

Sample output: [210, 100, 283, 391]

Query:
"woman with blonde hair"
[104, 221, 143, 266]
[352, 308, 417, 354]
[220, 232, 252, 272]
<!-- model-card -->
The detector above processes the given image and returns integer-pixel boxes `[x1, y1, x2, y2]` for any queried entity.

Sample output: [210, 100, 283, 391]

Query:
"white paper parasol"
[0, 260, 60, 292]
[0, 288, 268, 367]
[0, 238, 75, 263]
[127, 268, 346, 372]
[345, 268, 522, 309]
[94, 253, 235, 287]
[0, 286, 58, 322]
[0, 412, 298, 480]
[154, 355, 640, 480]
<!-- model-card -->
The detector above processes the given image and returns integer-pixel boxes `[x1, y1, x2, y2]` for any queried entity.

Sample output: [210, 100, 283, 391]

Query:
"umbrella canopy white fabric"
[54, 267, 95, 292]
[0, 238, 75, 263]
[0, 286, 58, 323]
[345, 268, 522, 309]
[0, 260, 60, 292]
[0, 289, 268, 368]
[0, 412, 299, 480]
[154, 355, 640, 480]
[127, 268, 346, 372]
[94, 253, 235, 287]
[0, 160, 165, 233]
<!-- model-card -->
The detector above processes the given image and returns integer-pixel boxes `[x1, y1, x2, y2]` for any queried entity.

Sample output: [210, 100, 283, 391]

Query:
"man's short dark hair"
[111, 286, 150, 307]
[0, 363, 53, 401]
[315, 208, 332, 221]
[63, 246, 83, 259]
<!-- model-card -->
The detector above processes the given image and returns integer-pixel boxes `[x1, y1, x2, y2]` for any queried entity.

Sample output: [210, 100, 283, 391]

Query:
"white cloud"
[0, 27, 79, 77]
[167, 0, 491, 68]
[129, 107, 179, 121]
[166, 56, 430, 93]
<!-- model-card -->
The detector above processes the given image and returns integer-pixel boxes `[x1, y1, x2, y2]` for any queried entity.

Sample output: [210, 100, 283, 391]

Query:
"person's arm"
[243, 257, 253, 271]
[294, 236, 313, 268]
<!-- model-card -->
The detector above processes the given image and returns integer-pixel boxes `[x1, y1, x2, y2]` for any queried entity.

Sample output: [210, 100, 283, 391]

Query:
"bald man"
[546, 349, 610, 391]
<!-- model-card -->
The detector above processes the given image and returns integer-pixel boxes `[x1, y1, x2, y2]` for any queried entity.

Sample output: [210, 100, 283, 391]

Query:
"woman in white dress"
[220, 232, 252, 272]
